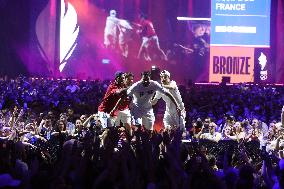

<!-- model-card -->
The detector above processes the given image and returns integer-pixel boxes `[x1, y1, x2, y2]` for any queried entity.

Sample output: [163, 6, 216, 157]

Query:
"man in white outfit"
[127, 71, 180, 130]
[151, 70, 186, 131]
[104, 10, 119, 49]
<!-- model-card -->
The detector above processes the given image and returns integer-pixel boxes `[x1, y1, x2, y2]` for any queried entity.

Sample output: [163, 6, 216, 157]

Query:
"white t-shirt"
[127, 80, 165, 110]
[155, 80, 185, 112]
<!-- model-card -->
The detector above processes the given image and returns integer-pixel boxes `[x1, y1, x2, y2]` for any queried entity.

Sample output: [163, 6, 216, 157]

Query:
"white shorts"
[98, 111, 114, 128]
[114, 109, 131, 127]
[142, 35, 159, 49]
[163, 110, 186, 131]
[130, 106, 155, 130]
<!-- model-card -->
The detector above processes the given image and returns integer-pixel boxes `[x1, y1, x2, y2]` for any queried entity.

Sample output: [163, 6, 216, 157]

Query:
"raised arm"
[162, 82, 176, 90]
[110, 89, 130, 116]
[151, 91, 161, 106]
[164, 92, 181, 112]
[109, 98, 123, 116]
[275, 135, 283, 151]
[83, 114, 96, 128]
[195, 125, 204, 139]
[9, 113, 16, 129]
[155, 80, 181, 113]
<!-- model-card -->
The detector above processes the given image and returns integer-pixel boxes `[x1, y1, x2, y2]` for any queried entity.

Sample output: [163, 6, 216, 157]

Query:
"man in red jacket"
[110, 72, 134, 135]
[98, 71, 126, 128]
[137, 13, 167, 61]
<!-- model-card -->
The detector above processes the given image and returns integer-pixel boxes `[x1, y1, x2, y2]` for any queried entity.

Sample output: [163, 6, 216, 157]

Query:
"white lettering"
[216, 3, 225, 10]
[215, 26, 256, 33]
[216, 3, 246, 10]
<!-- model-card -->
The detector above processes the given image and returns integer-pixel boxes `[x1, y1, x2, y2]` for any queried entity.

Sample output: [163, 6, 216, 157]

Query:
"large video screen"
[33, 0, 272, 84]
[209, 0, 272, 83]
[56, 0, 212, 84]
[211, 0, 271, 47]
[1, 0, 277, 83]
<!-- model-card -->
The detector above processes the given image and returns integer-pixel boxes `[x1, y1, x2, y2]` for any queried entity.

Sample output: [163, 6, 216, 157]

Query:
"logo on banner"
[258, 52, 267, 80]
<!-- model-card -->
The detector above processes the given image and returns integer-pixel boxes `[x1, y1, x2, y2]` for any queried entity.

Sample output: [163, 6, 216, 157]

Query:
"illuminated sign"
[211, 0, 271, 47]
[209, 46, 254, 83]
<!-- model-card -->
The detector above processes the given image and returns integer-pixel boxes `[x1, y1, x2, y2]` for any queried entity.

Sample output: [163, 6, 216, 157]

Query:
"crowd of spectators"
[1, 75, 284, 188]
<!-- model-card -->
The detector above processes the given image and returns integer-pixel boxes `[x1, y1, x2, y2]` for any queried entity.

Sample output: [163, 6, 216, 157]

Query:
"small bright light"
[177, 17, 211, 21]
[151, 65, 156, 69]
[102, 59, 110, 64]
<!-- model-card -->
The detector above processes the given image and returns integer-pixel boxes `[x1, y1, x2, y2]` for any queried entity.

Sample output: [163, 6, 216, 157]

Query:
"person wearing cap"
[151, 70, 186, 131]
[127, 71, 180, 130]
[104, 9, 120, 49]
[98, 71, 127, 128]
